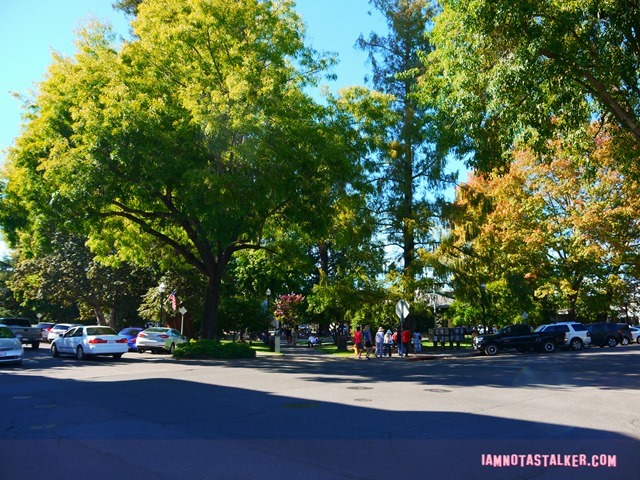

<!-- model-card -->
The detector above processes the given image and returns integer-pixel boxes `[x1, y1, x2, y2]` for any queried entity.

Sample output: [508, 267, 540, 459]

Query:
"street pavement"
[1, 343, 639, 480]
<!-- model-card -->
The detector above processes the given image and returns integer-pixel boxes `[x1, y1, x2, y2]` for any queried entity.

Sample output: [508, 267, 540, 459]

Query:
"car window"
[87, 327, 117, 336]
[73, 328, 84, 337]
[64, 327, 78, 337]
[0, 327, 16, 339]
[571, 324, 587, 331]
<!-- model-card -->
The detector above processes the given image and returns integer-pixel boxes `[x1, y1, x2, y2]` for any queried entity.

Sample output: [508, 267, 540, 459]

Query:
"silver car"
[0, 325, 23, 366]
[136, 327, 187, 354]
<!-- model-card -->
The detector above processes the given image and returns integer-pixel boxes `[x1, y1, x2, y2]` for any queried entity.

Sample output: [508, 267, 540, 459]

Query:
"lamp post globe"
[158, 282, 167, 327]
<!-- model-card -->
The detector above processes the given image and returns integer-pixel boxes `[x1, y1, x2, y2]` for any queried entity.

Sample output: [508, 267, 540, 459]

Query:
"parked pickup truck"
[473, 324, 564, 356]
[0, 317, 41, 349]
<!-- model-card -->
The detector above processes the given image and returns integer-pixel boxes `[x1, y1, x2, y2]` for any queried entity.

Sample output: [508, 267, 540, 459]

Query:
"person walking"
[353, 326, 364, 359]
[401, 327, 411, 357]
[363, 325, 373, 359]
[394, 329, 403, 356]
[413, 329, 422, 353]
[383, 329, 394, 358]
[375, 327, 385, 358]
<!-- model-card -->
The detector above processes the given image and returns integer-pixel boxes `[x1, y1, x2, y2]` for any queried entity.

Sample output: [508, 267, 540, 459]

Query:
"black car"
[587, 322, 631, 347]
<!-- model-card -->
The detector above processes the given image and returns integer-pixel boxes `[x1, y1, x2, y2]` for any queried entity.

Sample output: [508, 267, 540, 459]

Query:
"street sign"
[179, 306, 187, 315]
[395, 300, 410, 319]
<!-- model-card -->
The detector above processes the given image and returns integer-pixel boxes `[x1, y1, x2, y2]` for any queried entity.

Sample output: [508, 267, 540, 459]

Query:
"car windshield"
[145, 328, 168, 333]
[86, 327, 117, 336]
[533, 326, 547, 333]
[0, 327, 16, 339]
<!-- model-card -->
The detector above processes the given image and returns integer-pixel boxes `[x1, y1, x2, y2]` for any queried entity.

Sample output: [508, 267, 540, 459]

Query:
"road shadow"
[1, 373, 637, 480]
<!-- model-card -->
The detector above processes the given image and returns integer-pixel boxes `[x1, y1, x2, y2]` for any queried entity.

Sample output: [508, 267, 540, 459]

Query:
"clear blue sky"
[0, 0, 386, 159]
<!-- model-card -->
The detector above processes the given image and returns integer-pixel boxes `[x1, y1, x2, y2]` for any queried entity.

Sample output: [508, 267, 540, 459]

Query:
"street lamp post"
[158, 282, 167, 327]
[480, 284, 486, 332]
[266, 288, 280, 353]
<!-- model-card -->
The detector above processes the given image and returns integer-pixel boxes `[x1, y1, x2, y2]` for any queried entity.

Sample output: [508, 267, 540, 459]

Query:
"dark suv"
[587, 322, 631, 347]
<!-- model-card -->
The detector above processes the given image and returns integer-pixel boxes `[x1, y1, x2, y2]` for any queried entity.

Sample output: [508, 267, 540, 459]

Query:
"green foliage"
[173, 339, 256, 359]
[426, 0, 640, 172]
[1, 0, 360, 339]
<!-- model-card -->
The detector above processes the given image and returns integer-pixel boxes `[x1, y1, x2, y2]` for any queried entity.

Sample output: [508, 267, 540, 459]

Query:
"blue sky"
[0, 0, 386, 159]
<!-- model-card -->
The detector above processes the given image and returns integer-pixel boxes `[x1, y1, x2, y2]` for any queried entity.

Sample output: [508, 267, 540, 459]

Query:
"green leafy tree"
[8, 234, 151, 326]
[427, 0, 640, 172]
[1, 0, 360, 338]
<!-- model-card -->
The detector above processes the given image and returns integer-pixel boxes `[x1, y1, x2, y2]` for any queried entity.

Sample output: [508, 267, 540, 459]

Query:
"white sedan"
[629, 326, 640, 344]
[51, 325, 129, 360]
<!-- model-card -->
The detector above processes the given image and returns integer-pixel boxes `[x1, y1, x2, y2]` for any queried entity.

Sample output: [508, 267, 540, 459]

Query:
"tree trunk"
[200, 264, 225, 339]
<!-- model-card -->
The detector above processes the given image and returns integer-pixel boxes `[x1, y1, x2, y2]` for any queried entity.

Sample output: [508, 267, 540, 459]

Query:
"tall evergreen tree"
[357, 0, 452, 284]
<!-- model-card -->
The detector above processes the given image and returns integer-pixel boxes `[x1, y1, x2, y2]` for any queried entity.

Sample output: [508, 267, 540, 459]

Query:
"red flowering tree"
[274, 293, 306, 328]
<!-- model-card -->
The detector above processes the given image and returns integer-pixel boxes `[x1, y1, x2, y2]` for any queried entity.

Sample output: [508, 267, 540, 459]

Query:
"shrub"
[173, 339, 256, 359]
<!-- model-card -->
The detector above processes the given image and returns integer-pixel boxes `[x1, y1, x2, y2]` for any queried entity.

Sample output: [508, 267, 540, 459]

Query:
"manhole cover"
[424, 388, 452, 393]
[354, 398, 372, 402]
[282, 402, 317, 409]
[347, 386, 373, 390]
[30, 424, 57, 430]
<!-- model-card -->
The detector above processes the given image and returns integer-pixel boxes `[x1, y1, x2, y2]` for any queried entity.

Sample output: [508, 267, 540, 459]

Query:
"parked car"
[51, 325, 129, 360]
[534, 322, 591, 350]
[629, 326, 640, 344]
[47, 323, 82, 342]
[118, 327, 143, 351]
[0, 325, 23, 366]
[136, 327, 188, 354]
[472, 324, 564, 356]
[587, 322, 631, 347]
[0, 317, 42, 349]
[36, 322, 55, 342]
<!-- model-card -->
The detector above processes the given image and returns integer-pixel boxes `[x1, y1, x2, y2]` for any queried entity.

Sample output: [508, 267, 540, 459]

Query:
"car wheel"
[542, 340, 555, 353]
[484, 343, 499, 356]
[51, 344, 59, 358]
[637, 337, 640, 344]
[569, 338, 583, 350]
[621, 336, 629, 346]
[76, 346, 86, 360]
[31, 341, 40, 350]
[169, 343, 176, 354]
[112, 353, 123, 360]
[606, 337, 618, 348]
[138, 348, 145, 354]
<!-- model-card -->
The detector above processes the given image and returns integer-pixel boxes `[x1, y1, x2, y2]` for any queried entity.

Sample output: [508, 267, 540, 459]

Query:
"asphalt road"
[2, 343, 639, 480]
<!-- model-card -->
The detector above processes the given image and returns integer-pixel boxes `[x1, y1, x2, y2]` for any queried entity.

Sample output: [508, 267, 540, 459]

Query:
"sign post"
[179, 306, 187, 335]
[395, 300, 410, 355]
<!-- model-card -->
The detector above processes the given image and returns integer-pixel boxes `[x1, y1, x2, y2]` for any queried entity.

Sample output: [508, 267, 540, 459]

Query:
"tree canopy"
[1, 0, 362, 338]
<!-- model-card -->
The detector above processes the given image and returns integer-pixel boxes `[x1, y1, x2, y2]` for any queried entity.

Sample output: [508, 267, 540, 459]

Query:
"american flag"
[168, 291, 177, 310]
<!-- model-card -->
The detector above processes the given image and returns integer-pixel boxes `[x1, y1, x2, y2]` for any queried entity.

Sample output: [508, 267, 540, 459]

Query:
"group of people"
[353, 326, 422, 359]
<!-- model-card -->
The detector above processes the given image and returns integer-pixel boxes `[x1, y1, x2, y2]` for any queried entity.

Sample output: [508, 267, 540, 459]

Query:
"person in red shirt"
[353, 326, 364, 359]
[401, 328, 411, 357]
